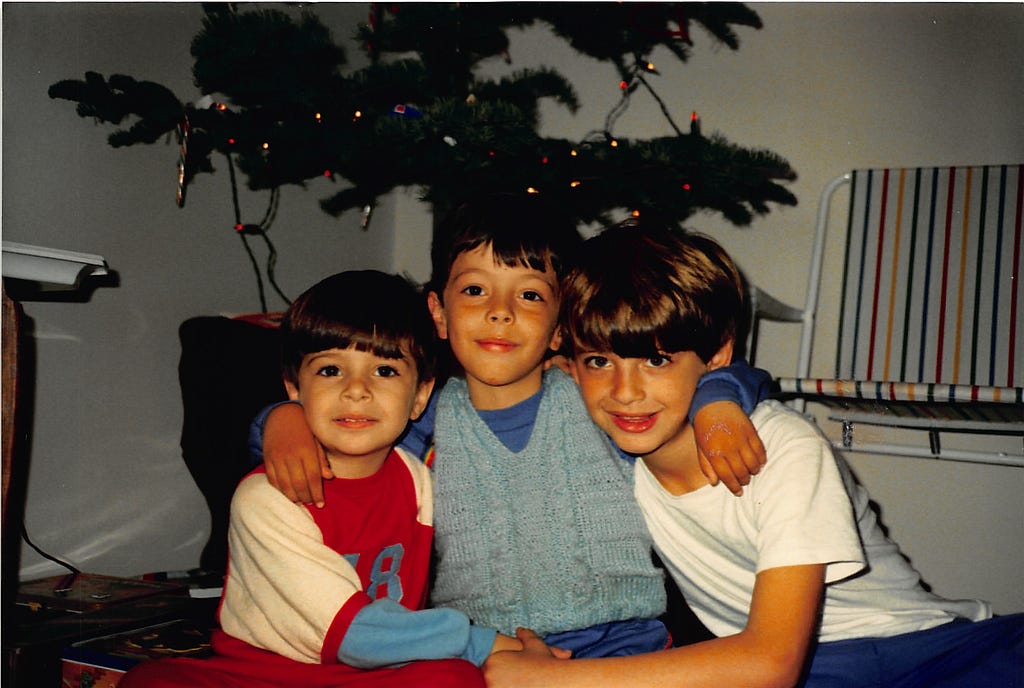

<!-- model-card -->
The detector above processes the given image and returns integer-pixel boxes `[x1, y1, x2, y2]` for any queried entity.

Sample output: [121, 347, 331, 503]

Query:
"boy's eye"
[521, 290, 544, 302]
[316, 365, 341, 377]
[374, 365, 400, 378]
[646, 354, 672, 368]
[583, 355, 611, 369]
[461, 285, 484, 296]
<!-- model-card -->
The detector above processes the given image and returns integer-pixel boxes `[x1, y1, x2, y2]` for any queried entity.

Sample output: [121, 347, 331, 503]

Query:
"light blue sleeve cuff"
[465, 624, 499, 666]
[337, 598, 495, 668]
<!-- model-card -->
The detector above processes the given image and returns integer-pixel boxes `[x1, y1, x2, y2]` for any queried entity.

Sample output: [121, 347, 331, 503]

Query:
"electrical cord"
[21, 523, 80, 576]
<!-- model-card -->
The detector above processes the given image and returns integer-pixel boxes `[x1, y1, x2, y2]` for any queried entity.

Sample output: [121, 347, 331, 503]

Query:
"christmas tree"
[49, 2, 796, 233]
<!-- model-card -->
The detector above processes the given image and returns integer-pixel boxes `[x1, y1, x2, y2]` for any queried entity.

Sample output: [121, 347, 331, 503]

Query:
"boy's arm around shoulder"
[692, 360, 772, 495]
[484, 564, 825, 688]
[691, 358, 772, 419]
[249, 400, 332, 506]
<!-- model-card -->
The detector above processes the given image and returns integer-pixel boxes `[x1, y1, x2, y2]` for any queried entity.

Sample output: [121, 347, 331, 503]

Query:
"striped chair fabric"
[772, 164, 1023, 464]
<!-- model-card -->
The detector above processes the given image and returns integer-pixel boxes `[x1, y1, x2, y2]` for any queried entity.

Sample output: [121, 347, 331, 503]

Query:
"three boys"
[257, 193, 770, 659]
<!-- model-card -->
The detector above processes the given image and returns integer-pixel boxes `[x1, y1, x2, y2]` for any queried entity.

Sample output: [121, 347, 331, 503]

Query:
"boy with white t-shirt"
[484, 220, 1023, 688]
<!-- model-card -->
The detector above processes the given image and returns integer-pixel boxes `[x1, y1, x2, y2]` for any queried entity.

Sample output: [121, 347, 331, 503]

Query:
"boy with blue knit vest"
[256, 194, 772, 658]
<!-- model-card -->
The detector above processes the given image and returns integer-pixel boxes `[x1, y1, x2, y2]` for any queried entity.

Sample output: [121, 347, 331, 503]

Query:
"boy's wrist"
[248, 400, 302, 464]
[690, 377, 745, 421]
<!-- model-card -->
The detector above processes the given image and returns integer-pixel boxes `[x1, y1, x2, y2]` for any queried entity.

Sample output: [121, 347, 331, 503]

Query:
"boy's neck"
[464, 367, 545, 411]
[639, 426, 709, 496]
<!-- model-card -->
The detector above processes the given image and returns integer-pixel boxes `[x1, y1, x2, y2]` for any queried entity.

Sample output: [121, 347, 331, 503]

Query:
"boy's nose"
[342, 378, 371, 400]
[611, 368, 644, 404]
[487, 298, 514, 323]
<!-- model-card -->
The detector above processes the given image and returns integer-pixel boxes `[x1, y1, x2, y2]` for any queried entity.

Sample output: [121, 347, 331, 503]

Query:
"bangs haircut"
[429, 192, 582, 296]
[281, 270, 437, 385]
[562, 220, 745, 363]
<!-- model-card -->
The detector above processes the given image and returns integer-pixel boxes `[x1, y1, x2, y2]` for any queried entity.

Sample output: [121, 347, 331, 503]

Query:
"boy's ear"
[426, 291, 448, 339]
[707, 339, 735, 372]
[284, 377, 301, 401]
[410, 379, 435, 421]
[548, 326, 563, 353]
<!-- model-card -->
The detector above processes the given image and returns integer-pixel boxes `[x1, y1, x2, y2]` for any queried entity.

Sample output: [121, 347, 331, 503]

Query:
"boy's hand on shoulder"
[694, 400, 766, 496]
[264, 403, 332, 507]
[544, 353, 573, 376]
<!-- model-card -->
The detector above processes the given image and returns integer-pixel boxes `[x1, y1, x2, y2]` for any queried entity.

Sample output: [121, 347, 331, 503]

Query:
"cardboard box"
[61, 618, 214, 687]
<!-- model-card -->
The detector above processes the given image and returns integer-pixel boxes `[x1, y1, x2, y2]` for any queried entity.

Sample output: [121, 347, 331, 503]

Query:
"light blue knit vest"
[430, 369, 666, 636]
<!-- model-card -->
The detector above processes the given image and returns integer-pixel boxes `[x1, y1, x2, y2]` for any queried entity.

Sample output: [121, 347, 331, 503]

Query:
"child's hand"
[483, 629, 571, 688]
[693, 400, 766, 496]
[544, 353, 573, 376]
[516, 628, 572, 660]
[490, 632, 525, 655]
[263, 403, 332, 507]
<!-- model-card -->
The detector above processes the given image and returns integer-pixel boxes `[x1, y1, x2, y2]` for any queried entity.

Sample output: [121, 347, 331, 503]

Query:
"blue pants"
[544, 618, 670, 659]
[804, 614, 1024, 687]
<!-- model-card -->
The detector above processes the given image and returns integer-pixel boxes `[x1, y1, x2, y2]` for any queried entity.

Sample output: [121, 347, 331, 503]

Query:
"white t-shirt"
[636, 400, 990, 642]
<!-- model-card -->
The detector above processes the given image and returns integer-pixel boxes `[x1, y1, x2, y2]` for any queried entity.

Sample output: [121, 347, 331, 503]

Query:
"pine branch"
[48, 2, 797, 232]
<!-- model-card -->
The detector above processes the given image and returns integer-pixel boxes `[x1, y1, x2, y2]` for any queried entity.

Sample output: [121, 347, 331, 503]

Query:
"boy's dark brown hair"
[428, 192, 583, 298]
[561, 219, 746, 363]
[281, 270, 438, 386]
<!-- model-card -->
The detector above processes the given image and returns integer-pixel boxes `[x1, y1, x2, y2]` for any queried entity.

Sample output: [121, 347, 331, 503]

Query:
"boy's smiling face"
[428, 243, 562, 410]
[570, 348, 719, 464]
[285, 346, 433, 478]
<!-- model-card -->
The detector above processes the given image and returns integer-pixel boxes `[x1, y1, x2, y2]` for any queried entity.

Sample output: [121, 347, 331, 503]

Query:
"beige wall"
[5, 3, 1022, 613]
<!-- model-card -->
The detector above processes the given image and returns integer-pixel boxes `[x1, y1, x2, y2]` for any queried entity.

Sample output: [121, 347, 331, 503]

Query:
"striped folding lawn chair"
[752, 164, 1023, 466]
